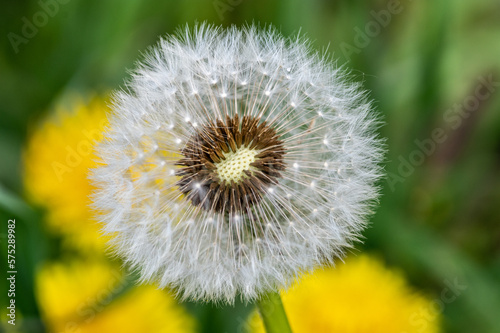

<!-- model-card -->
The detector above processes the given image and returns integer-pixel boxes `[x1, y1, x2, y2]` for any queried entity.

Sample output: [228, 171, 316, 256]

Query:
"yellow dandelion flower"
[23, 96, 109, 250]
[36, 261, 196, 333]
[247, 255, 441, 333]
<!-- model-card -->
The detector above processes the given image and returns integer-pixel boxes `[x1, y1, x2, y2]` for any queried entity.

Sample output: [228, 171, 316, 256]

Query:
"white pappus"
[91, 23, 384, 304]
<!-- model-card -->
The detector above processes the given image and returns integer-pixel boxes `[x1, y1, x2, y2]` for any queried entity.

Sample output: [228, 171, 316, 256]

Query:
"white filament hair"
[91, 23, 384, 303]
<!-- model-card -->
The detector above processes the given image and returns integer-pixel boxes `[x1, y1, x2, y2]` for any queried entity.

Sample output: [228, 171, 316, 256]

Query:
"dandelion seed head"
[91, 23, 384, 303]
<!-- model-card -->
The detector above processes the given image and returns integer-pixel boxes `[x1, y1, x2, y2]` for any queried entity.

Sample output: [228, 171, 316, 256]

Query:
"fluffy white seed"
[91, 23, 384, 304]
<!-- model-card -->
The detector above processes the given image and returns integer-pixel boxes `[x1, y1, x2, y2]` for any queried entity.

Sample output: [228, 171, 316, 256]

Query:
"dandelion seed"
[91, 24, 383, 303]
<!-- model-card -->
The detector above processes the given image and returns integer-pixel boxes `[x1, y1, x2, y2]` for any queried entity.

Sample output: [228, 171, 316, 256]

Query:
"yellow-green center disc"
[215, 146, 258, 184]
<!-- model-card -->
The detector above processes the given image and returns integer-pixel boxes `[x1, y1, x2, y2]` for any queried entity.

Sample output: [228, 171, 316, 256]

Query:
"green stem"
[257, 291, 293, 333]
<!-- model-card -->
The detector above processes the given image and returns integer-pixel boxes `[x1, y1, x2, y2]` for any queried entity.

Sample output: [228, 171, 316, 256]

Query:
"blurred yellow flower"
[36, 261, 196, 333]
[248, 255, 441, 333]
[23, 97, 109, 250]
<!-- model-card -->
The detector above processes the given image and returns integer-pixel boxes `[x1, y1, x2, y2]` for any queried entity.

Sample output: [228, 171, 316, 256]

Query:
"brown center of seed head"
[175, 114, 286, 214]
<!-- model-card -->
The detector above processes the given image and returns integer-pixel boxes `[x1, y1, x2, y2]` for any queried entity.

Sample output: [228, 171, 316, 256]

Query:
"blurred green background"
[1, 0, 500, 332]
